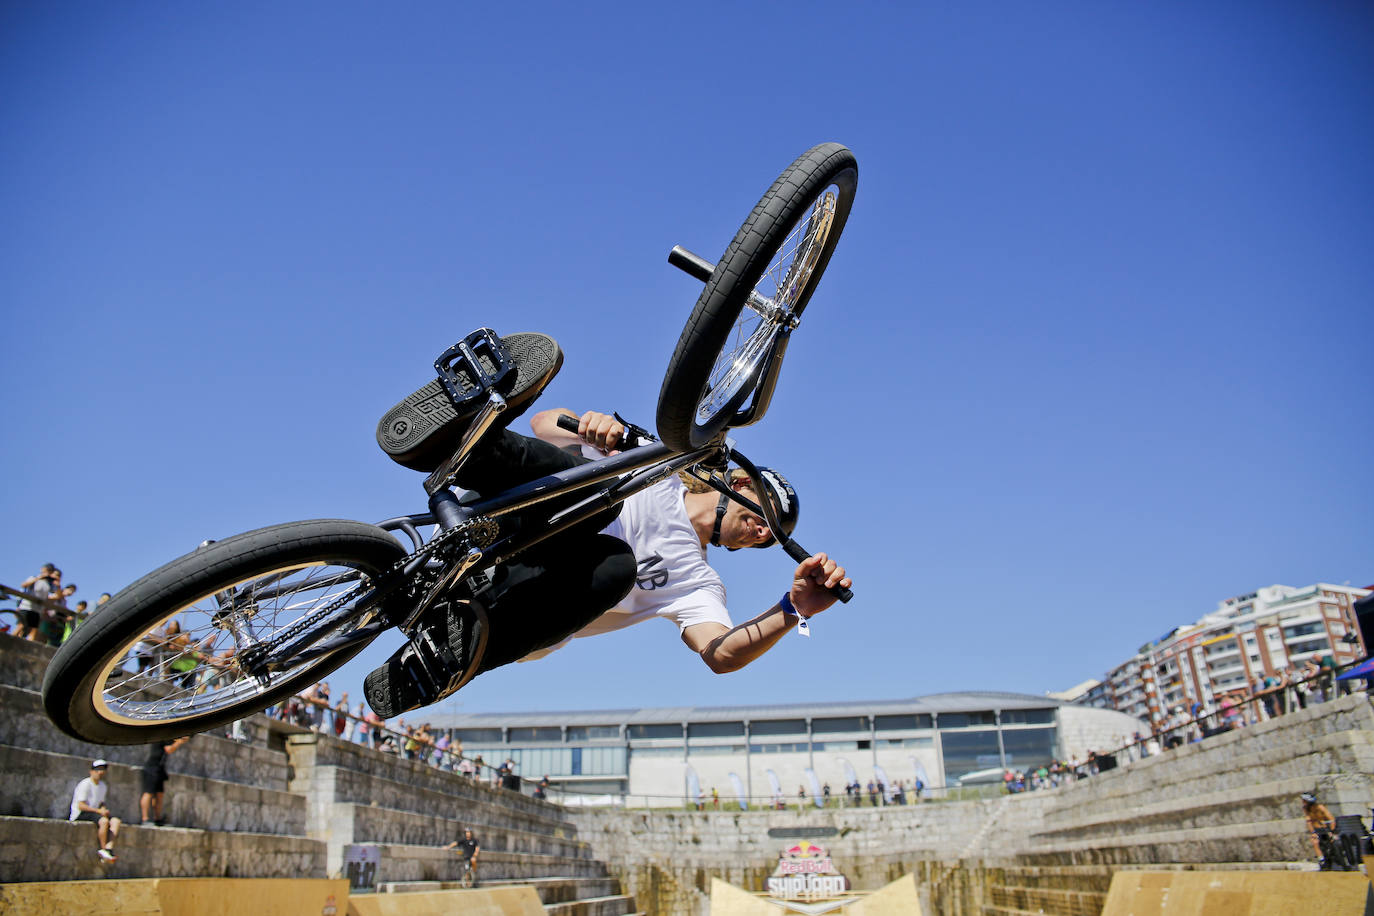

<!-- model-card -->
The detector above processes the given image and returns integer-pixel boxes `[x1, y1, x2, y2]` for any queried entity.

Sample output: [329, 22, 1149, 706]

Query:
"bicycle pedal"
[433, 328, 516, 410]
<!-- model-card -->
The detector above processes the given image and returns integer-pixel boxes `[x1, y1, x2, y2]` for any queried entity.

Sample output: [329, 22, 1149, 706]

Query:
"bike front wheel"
[42, 519, 407, 745]
[657, 143, 857, 452]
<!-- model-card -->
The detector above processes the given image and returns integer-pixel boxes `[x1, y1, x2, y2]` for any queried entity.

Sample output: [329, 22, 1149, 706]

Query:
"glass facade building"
[429, 691, 1138, 801]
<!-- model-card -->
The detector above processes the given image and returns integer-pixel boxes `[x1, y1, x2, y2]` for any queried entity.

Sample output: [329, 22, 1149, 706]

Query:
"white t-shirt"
[520, 476, 731, 660]
[70, 776, 108, 820]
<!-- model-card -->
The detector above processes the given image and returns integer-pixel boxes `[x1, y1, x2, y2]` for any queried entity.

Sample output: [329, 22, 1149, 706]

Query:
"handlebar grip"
[555, 413, 580, 433]
[782, 539, 853, 604]
[668, 246, 716, 283]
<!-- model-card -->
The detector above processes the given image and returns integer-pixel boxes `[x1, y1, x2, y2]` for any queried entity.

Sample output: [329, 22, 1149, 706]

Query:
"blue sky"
[3, 2, 1371, 719]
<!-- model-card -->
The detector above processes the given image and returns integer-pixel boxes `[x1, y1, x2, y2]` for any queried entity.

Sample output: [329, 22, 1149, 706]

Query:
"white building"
[1082, 582, 1368, 723]
[430, 691, 1142, 805]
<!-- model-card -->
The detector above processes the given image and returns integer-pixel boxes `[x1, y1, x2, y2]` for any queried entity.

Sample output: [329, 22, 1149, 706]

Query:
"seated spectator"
[70, 759, 121, 862]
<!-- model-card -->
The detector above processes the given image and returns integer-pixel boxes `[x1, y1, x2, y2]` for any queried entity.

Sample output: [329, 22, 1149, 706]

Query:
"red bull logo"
[769, 840, 849, 899]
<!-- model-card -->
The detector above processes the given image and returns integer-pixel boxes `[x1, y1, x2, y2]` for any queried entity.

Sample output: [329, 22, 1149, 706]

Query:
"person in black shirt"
[444, 827, 480, 886]
[139, 736, 189, 826]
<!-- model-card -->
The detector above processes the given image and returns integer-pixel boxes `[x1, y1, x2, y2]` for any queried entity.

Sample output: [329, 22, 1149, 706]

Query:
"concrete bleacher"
[1018, 692, 1374, 866]
[0, 635, 639, 914]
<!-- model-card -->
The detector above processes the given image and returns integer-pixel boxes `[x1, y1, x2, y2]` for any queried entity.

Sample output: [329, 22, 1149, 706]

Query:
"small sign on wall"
[343, 844, 381, 892]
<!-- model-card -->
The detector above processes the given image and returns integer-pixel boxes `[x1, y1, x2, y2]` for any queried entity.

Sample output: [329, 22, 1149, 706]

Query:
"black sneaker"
[363, 600, 489, 719]
[376, 332, 563, 472]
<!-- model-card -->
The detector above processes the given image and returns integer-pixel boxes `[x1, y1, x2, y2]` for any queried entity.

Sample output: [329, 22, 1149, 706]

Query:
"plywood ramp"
[1101, 871, 1373, 915]
[0, 878, 349, 916]
[709, 875, 922, 915]
[346, 887, 545, 916]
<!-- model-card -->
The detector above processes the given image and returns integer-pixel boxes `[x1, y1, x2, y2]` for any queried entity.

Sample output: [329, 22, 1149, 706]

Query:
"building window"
[688, 721, 745, 738]
[940, 730, 1003, 780]
[629, 724, 683, 740]
[814, 716, 869, 733]
[508, 727, 563, 743]
[567, 725, 621, 741]
[751, 719, 807, 737]
[873, 714, 933, 731]
[454, 728, 503, 743]
[999, 709, 1055, 725]
[939, 712, 996, 728]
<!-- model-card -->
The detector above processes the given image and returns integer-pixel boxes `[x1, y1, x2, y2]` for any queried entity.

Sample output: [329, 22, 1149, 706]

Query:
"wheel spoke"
[695, 184, 840, 428]
[93, 560, 381, 726]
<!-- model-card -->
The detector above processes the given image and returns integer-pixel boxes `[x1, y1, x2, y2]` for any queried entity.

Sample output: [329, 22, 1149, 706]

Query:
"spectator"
[140, 736, 190, 826]
[64, 599, 89, 643]
[333, 693, 351, 740]
[38, 577, 75, 647]
[535, 775, 550, 800]
[364, 705, 383, 747]
[160, 621, 200, 689]
[16, 563, 57, 642]
[822, 783, 831, 807]
[70, 759, 121, 862]
[434, 731, 451, 768]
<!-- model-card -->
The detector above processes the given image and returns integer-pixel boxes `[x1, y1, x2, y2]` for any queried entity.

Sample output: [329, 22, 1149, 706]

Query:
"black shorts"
[73, 810, 105, 823]
[22, 610, 40, 629]
[141, 767, 167, 795]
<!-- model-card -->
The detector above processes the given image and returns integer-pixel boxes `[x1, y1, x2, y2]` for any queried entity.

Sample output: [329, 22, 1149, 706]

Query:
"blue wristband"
[780, 593, 810, 637]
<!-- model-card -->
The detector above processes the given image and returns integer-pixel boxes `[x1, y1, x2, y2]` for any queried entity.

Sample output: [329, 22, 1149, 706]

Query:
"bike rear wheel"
[42, 519, 406, 745]
[657, 143, 857, 452]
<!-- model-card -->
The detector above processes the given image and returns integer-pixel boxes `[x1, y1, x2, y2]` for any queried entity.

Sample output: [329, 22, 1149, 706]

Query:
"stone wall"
[565, 693, 1374, 915]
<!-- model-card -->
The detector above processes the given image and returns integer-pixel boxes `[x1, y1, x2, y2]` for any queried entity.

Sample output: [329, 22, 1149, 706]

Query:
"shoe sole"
[363, 601, 490, 719]
[376, 333, 563, 472]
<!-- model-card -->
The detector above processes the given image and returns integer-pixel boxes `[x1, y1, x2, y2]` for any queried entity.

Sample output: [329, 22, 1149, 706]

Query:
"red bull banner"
[767, 841, 850, 900]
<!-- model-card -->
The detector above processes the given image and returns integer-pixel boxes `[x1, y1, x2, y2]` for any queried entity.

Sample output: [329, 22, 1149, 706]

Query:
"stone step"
[543, 894, 640, 916]
[0, 634, 55, 692]
[379, 876, 622, 904]
[0, 815, 324, 883]
[319, 761, 578, 837]
[342, 802, 593, 858]
[0, 744, 307, 835]
[1033, 773, 1374, 843]
[978, 865, 1116, 893]
[363, 843, 611, 884]
[1037, 697, 1374, 818]
[0, 683, 291, 791]
[286, 733, 570, 825]
[1025, 818, 1314, 865]
[1038, 745, 1369, 825]
[985, 883, 1105, 916]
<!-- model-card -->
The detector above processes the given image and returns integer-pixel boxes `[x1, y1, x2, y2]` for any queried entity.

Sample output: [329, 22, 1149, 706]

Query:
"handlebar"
[556, 412, 852, 604]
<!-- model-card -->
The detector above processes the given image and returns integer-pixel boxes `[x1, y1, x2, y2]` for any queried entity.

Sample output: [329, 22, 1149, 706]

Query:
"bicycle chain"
[251, 516, 501, 660]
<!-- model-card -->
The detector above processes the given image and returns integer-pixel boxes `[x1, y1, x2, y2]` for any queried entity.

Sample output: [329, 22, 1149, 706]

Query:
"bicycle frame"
[257, 437, 720, 674]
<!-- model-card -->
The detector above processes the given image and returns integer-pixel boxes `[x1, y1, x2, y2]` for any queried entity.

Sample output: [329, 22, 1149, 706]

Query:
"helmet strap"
[710, 492, 729, 547]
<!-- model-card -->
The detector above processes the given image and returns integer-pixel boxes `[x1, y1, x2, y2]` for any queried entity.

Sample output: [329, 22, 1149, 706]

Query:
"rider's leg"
[473, 532, 635, 670]
[364, 533, 634, 718]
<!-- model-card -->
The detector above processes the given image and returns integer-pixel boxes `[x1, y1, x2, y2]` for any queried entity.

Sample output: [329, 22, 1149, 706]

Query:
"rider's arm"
[530, 409, 625, 454]
[682, 553, 850, 674]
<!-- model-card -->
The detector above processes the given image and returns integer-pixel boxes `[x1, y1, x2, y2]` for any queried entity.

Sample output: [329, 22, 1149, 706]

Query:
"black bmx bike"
[42, 143, 858, 745]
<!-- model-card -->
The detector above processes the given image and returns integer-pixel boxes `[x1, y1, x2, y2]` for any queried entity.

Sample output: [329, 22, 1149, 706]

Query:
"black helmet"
[752, 467, 799, 548]
[709, 467, 800, 550]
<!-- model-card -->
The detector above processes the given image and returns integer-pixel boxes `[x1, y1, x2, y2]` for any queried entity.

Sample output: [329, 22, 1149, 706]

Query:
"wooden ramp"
[0, 878, 546, 916]
[1101, 870, 1373, 915]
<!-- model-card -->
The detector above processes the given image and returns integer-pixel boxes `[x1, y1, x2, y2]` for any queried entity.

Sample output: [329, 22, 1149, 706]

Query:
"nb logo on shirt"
[636, 553, 669, 590]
